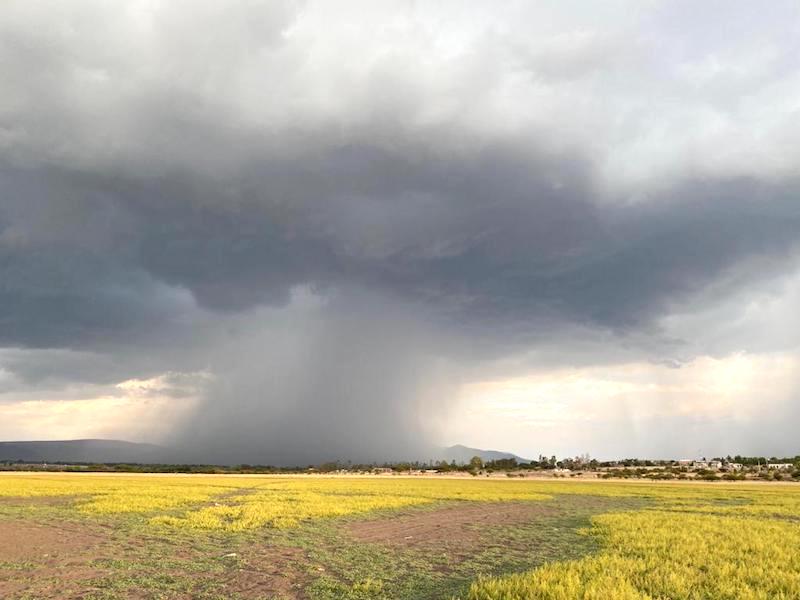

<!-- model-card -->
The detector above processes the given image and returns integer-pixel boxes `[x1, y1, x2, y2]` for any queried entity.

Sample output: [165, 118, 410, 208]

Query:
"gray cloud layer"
[1, 1, 799, 461]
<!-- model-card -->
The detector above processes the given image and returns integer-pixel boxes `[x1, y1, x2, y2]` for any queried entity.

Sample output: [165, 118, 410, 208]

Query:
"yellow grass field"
[1, 473, 799, 599]
[462, 498, 800, 600]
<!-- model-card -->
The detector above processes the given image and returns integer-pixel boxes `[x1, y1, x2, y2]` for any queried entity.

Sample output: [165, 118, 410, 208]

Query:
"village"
[3, 454, 799, 482]
[345, 456, 800, 481]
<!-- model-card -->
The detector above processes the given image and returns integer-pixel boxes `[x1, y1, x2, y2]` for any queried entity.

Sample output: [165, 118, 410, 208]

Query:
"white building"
[767, 463, 794, 471]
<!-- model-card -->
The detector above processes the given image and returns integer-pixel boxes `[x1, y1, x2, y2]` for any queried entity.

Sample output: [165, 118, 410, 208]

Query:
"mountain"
[438, 444, 529, 464]
[0, 439, 169, 464]
[0, 439, 529, 466]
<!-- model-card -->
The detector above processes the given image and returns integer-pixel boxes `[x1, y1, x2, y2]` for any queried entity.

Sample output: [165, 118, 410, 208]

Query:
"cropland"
[0, 474, 798, 599]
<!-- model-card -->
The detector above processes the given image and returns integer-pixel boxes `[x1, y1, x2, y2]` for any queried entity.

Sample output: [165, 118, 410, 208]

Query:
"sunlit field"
[1, 474, 799, 599]
[463, 497, 800, 600]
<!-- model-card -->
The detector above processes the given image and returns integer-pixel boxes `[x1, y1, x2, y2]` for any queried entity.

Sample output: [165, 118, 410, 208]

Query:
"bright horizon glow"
[444, 352, 800, 460]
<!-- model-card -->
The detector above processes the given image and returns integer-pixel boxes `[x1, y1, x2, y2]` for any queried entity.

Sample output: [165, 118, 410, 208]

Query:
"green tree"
[469, 456, 484, 471]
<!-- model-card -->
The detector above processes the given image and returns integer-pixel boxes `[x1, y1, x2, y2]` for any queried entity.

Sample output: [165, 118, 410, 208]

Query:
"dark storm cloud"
[4, 154, 798, 353]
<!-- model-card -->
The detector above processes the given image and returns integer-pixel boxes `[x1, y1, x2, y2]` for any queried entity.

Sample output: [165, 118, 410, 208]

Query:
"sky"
[1, 1, 799, 463]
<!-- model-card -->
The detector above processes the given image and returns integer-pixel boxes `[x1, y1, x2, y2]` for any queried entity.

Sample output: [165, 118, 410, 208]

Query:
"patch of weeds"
[296, 495, 649, 600]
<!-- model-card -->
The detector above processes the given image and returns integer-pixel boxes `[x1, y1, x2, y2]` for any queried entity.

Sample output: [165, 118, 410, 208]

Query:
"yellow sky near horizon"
[442, 351, 800, 459]
[1, 351, 797, 459]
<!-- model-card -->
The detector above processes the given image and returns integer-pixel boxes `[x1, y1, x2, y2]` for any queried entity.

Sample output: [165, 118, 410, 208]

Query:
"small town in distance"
[4, 453, 799, 482]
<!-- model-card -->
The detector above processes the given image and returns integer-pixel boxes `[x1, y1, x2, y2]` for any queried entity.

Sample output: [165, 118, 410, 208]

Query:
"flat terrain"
[0, 474, 798, 599]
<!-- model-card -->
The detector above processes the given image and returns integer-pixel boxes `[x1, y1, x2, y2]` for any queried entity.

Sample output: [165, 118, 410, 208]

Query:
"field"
[0, 474, 799, 599]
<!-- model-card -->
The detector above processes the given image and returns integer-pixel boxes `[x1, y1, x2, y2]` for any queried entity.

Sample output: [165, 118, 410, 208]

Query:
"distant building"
[693, 461, 709, 469]
[726, 463, 744, 471]
[677, 459, 693, 466]
[708, 461, 723, 470]
[767, 463, 794, 471]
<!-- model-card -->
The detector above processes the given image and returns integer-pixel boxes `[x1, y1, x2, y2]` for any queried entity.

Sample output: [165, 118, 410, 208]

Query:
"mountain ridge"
[0, 439, 168, 463]
[439, 444, 529, 464]
[0, 439, 529, 466]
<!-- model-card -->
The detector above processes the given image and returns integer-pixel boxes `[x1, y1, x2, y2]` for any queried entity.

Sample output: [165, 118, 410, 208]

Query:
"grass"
[460, 486, 800, 600]
[270, 494, 642, 600]
[1, 474, 554, 530]
[1, 474, 799, 598]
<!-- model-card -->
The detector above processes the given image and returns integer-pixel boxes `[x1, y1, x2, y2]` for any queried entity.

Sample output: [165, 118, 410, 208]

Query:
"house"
[708, 461, 723, 470]
[726, 463, 744, 471]
[677, 459, 693, 467]
[693, 461, 708, 469]
[767, 463, 794, 471]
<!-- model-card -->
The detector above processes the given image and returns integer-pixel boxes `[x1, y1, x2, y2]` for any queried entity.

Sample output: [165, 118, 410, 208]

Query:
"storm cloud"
[1, 1, 799, 461]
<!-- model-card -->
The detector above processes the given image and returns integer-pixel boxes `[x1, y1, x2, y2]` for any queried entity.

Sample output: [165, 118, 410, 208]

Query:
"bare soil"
[348, 501, 558, 549]
[0, 516, 314, 599]
[0, 495, 76, 506]
[0, 520, 111, 599]
[221, 544, 310, 600]
[0, 519, 106, 562]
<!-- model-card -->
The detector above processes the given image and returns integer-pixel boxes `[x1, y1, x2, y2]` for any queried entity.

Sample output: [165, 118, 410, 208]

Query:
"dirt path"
[348, 501, 559, 549]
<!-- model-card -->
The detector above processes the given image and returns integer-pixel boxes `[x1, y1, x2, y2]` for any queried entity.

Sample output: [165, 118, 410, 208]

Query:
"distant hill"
[0, 439, 168, 464]
[0, 439, 529, 466]
[438, 444, 529, 464]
